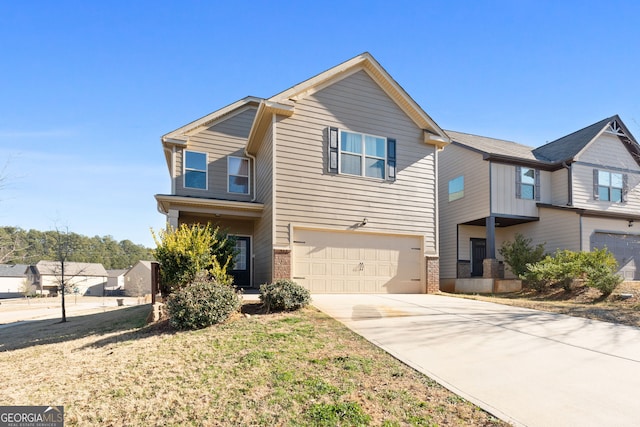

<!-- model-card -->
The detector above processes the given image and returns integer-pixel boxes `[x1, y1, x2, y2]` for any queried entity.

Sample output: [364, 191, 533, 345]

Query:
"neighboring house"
[155, 52, 450, 293]
[124, 261, 153, 296]
[439, 115, 640, 292]
[27, 261, 109, 296]
[0, 264, 29, 298]
[106, 269, 127, 294]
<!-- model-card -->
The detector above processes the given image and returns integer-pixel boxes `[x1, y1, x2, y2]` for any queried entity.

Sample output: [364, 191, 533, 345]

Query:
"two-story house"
[155, 53, 450, 293]
[439, 116, 640, 293]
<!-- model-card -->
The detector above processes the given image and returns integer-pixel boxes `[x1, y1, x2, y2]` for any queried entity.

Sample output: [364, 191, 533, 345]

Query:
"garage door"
[292, 229, 423, 293]
[591, 232, 640, 280]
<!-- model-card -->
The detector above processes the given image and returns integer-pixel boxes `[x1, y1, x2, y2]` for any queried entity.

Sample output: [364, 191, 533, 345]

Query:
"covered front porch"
[453, 214, 537, 293]
[155, 194, 264, 288]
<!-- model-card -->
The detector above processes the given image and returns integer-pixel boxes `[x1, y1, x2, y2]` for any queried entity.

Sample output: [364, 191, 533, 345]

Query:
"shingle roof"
[445, 130, 538, 160]
[0, 264, 28, 277]
[35, 261, 108, 277]
[532, 116, 615, 162]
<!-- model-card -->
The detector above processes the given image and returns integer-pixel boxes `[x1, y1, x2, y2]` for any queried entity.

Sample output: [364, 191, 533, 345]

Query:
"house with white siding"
[155, 52, 450, 293]
[0, 264, 29, 298]
[439, 116, 640, 293]
[27, 261, 108, 296]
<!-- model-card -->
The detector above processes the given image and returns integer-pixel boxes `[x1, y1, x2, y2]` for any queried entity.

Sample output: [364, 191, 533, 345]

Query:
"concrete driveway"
[312, 293, 640, 427]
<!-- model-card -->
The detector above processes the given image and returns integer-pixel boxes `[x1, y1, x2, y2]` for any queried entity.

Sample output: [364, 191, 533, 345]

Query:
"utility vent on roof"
[606, 120, 626, 137]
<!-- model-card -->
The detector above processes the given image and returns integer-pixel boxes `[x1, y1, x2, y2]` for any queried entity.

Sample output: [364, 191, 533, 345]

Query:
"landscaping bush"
[166, 278, 241, 330]
[152, 223, 236, 295]
[259, 279, 311, 313]
[522, 248, 622, 295]
[499, 233, 546, 278]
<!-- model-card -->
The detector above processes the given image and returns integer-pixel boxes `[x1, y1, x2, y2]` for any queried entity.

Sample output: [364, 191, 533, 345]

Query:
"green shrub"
[499, 233, 546, 278]
[152, 223, 236, 295]
[259, 279, 311, 313]
[166, 278, 241, 330]
[522, 248, 622, 295]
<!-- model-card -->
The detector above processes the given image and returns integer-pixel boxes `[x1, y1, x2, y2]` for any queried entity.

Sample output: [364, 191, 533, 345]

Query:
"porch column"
[167, 209, 179, 230]
[486, 216, 496, 259]
[483, 216, 501, 279]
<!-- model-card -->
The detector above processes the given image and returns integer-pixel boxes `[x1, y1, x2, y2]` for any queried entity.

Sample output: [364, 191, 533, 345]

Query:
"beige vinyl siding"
[174, 107, 257, 199]
[253, 125, 274, 285]
[273, 70, 438, 253]
[438, 144, 490, 279]
[551, 168, 569, 206]
[571, 163, 640, 213]
[579, 132, 638, 167]
[491, 163, 549, 216]
[572, 132, 640, 213]
[457, 225, 487, 262]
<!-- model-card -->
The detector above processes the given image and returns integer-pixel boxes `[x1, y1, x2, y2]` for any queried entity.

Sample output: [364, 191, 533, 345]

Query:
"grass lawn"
[0, 302, 505, 426]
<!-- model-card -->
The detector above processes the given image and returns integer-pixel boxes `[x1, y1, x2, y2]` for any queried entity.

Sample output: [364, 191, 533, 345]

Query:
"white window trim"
[227, 156, 250, 195]
[183, 150, 208, 190]
[597, 170, 624, 202]
[338, 130, 387, 180]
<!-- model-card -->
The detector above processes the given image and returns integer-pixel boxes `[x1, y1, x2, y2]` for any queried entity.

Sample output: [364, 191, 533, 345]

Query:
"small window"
[184, 150, 207, 189]
[516, 166, 539, 200]
[520, 167, 535, 200]
[448, 176, 464, 201]
[596, 170, 624, 202]
[228, 156, 250, 194]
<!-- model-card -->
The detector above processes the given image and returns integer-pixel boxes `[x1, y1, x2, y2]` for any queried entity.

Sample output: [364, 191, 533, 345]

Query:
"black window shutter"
[593, 169, 599, 200]
[622, 174, 629, 202]
[515, 166, 522, 199]
[328, 127, 338, 173]
[535, 169, 541, 201]
[387, 138, 396, 181]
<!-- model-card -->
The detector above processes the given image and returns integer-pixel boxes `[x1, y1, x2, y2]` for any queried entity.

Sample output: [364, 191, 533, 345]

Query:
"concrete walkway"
[312, 293, 640, 427]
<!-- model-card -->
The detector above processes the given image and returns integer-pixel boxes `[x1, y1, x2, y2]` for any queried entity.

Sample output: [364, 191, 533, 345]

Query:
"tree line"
[0, 226, 154, 269]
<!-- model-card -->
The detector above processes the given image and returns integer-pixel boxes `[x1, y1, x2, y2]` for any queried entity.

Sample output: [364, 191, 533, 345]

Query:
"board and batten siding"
[273, 70, 438, 253]
[550, 168, 569, 206]
[438, 144, 490, 279]
[491, 163, 550, 217]
[252, 124, 274, 286]
[174, 107, 257, 200]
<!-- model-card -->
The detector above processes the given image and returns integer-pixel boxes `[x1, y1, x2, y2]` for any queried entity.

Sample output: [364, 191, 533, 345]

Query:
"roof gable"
[35, 261, 108, 277]
[247, 52, 450, 154]
[447, 115, 640, 169]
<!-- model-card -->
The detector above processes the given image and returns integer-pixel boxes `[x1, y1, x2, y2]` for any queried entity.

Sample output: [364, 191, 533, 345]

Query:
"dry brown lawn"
[449, 281, 640, 328]
[0, 302, 506, 426]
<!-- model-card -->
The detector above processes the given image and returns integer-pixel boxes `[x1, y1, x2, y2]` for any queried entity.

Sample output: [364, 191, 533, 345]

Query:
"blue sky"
[1, 0, 639, 248]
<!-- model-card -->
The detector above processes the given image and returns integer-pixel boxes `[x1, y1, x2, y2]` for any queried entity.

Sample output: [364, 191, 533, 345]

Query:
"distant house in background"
[27, 261, 108, 296]
[106, 269, 127, 295]
[124, 261, 153, 296]
[0, 264, 29, 298]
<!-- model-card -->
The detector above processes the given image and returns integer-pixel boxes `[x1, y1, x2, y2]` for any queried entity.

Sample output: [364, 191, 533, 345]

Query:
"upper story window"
[327, 127, 396, 181]
[594, 169, 626, 202]
[515, 166, 540, 200]
[448, 176, 464, 201]
[184, 150, 207, 189]
[228, 156, 250, 194]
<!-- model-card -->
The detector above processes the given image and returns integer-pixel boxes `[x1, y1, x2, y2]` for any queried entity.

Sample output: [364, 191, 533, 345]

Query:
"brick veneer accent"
[426, 256, 440, 294]
[273, 249, 291, 280]
[483, 258, 503, 279]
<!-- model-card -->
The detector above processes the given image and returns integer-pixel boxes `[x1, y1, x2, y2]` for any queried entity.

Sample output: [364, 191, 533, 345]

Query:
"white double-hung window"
[228, 156, 250, 194]
[328, 127, 396, 181]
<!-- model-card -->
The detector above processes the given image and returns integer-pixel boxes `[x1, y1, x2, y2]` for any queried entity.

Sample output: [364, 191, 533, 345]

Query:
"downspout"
[245, 151, 257, 202]
[562, 161, 572, 206]
[171, 145, 176, 194]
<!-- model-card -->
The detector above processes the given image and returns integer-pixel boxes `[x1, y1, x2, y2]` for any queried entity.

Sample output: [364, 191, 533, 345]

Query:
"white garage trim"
[292, 227, 425, 293]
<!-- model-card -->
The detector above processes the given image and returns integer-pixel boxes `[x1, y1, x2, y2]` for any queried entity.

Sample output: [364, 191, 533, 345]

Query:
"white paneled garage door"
[591, 232, 640, 280]
[292, 229, 423, 293]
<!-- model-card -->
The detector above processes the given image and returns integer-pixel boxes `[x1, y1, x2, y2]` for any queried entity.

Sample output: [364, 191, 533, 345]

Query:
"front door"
[231, 236, 251, 287]
[471, 238, 486, 277]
